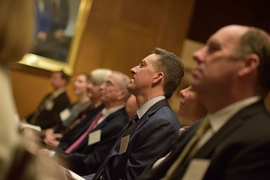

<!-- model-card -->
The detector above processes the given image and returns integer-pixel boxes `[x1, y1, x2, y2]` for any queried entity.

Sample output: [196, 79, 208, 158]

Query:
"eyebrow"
[207, 38, 220, 47]
[140, 60, 146, 64]
[106, 80, 113, 85]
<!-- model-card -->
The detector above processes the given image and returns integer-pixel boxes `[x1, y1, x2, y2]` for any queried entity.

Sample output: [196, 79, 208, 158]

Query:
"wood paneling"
[10, 0, 195, 118]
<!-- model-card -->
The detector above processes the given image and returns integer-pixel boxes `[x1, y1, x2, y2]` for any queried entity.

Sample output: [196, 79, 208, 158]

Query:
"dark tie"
[163, 118, 210, 179]
[93, 114, 139, 179]
[123, 114, 139, 136]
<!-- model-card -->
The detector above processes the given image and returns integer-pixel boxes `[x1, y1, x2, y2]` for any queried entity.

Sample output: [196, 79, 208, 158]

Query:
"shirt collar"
[52, 87, 65, 98]
[208, 96, 262, 133]
[137, 96, 165, 119]
[102, 105, 125, 118]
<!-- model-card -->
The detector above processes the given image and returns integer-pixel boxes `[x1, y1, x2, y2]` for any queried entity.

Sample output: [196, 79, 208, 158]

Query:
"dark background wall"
[188, 0, 270, 43]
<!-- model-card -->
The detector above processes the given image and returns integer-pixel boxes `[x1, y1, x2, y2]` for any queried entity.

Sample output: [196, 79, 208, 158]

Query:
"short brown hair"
[153, 48, 185, 99]
[53, 70, 70, 84]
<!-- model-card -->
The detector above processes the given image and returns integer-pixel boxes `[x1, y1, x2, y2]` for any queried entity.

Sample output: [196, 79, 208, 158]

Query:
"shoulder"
[106, 108, 129, 123]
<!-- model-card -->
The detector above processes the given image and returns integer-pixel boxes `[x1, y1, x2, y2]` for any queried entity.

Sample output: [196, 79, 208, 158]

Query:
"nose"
[87, 82, 93, 89]
[193, 47, 206, 64]
[130, 66, 137, 75]
[179, 89, 186, 99]
[100, 82, 105, 90]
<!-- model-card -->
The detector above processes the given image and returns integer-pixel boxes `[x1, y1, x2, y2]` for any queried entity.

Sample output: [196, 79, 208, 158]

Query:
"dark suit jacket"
[93, 99, 181, 180]
[26, 92, 70, 130]
[138, 100, 270, 180]
[52, 100, 91, 133]
[57, 104, 105, 150]
[55, 107, 129, 176]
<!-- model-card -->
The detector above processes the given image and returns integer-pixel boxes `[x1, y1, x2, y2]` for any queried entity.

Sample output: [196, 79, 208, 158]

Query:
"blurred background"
[9, 0, 270, 126]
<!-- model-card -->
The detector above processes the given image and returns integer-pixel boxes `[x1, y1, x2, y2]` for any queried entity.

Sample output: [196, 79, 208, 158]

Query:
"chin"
[127, 85, 134, 92]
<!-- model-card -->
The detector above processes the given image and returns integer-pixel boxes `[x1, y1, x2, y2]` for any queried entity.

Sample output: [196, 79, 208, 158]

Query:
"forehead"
[142, 53, 159, 64]
[207, 25, 248, 47]
[107, 73, 121, 84]
[51, 72, 61, 78]
[76, 74, 86, 80]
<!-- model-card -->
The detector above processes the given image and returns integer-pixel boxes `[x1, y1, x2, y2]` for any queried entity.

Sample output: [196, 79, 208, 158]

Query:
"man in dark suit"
[26, 70, 70, 130]
[86, 47, 185, 180]
[138, 25, 270, 180]
[34, 0, 69, 61]
[40, 71, 130, 176]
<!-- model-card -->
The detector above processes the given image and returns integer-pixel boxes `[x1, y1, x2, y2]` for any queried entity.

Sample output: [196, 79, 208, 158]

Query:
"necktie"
[93, 113, 139, 179]
[163, 118, 210, 180]
[123, 114, 139, 136]
[65, 112, 103, 153]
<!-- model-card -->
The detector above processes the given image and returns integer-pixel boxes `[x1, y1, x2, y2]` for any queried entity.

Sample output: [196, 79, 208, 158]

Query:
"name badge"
[60, 108, 71, 121]
[88, 130, 101, 145]
[119, 135, 130, 155]
[45, 100, 54, 110]
[182, 159, 210, 180]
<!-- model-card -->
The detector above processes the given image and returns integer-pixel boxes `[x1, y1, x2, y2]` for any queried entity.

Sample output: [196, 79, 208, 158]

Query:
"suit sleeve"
[36, 94, 70, 129]
[222, 139, 270, 179]
[124, 118, 179, 180]
[25, 94, 51, 123]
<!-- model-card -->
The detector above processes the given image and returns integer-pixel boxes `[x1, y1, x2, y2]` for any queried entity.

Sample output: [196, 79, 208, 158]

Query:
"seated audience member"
[138, 25, 270, 180]
[44, 68, 112, 148]
[25, 70, 71, 130]
[44, 73, 91, 140]
[178, 86, 207, 135]
[152, 85, 207, 168]
[0, 0, 65, 179]
[86, 47, 185, 180]
[41, 71, 130, 176]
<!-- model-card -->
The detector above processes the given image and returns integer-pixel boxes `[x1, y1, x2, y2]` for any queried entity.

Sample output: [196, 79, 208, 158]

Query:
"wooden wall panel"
[9, 0, 195, 118]
[9, 68, 52, 117]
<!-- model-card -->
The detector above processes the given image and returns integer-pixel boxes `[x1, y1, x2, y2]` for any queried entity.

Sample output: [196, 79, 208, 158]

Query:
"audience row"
[1, 0, 270, 179]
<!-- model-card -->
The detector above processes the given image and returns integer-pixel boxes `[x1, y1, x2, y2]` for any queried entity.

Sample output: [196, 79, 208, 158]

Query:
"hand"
[38, 31, 47, 41]
[54, 29, 63, 39]
[44, 131, 56, 143]
[44, 138, 60, 148]
[39, 148, 51, 156]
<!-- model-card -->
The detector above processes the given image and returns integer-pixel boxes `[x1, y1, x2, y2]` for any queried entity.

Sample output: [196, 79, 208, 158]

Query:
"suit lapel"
[194, 100, 265, 159]
[132, 99, 170, 135]
[165, 100, 266, 178]
[141, 120, 202, 179]
[72, 108, 125, 153]
[106, 100, 171, 161]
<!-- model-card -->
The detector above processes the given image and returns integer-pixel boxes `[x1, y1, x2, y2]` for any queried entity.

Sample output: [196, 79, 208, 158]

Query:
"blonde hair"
[0, 0, 35, 63]
[90, 68, 112, 85]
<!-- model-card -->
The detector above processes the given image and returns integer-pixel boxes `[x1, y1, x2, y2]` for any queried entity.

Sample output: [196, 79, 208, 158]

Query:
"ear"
[116, 90, 127, 100]
[238, 54, 259, 77]
[152, 72, 164, 84]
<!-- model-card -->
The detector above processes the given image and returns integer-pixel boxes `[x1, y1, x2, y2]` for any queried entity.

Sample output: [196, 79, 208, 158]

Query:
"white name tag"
[45, 100, 54, 110]
[60, 108, 71, 121]
[88, 130, 101, 145]
[182, 159, 210, 180]
[119, 135, 130, 155]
